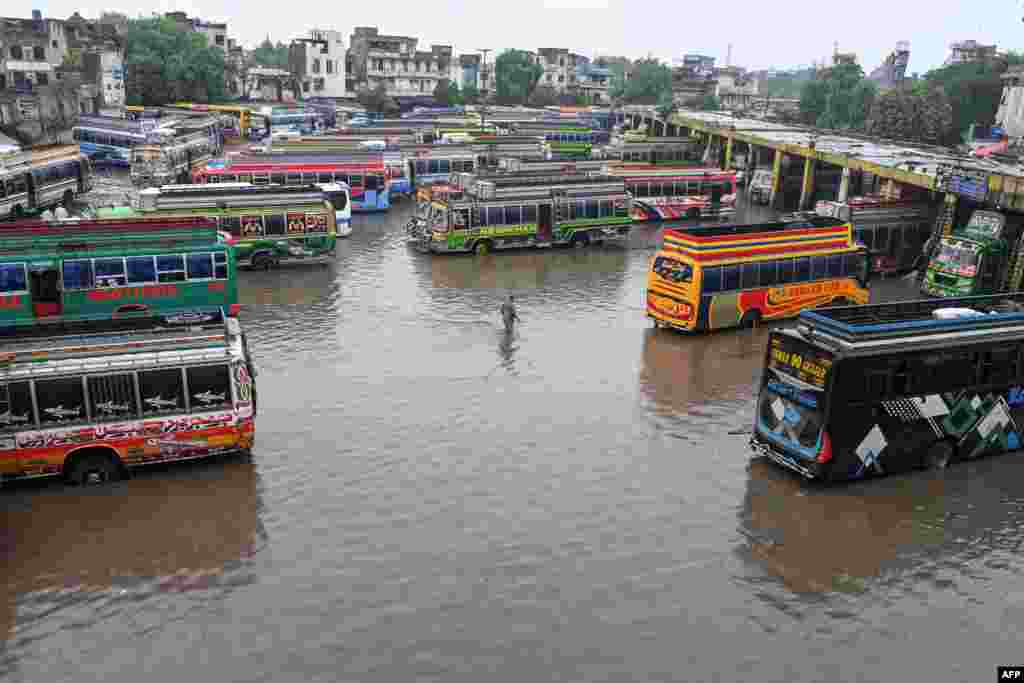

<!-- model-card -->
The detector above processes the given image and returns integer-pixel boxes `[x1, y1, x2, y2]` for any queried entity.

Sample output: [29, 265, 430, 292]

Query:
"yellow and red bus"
[645, 216, 871, 332]
[604, 165, 736, 221]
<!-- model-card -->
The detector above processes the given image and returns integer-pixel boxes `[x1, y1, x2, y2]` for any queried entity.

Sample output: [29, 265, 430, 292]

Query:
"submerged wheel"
[12, 205, 23, 219]
[474, 240, 491, 256]
[66, 452, 122, 486]
[924, 440, 954, 470]
[832, 297, 853, 306]
[739, 310, 762, 329]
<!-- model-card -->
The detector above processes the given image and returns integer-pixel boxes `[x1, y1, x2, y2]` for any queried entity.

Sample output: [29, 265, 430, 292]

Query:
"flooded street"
[4, 199, 1024, 682]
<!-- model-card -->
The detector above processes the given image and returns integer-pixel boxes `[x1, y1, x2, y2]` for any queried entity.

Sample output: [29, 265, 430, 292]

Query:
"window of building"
[303, 81, 310, 92]
[312, 58, 320, 73]
[51, 40, 58, 48]
[10, 46, 22, 60]
[36, 73, 48, 86]
[215, 34, 225, 46]
[326, 60, 333, 74]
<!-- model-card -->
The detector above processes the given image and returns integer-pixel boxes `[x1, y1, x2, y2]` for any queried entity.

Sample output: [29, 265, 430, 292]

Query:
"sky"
[15, 0, 1024, 74]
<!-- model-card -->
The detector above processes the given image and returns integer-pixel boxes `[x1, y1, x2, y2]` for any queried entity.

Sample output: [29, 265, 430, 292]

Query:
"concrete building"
[714, 66, 758, 110]
[681, 54, 715, 77]
[290, 29, 347, 99]
[868, 41, 910, 90]
[672, 55, 717, 106]
[348, 27, 452, 101]
[458, 53, 481, 92]
[536, 48, 570, 91]
[64, 12, 124, 108]
[945, 40, 998, 67]
[996, 66, 1024, 139]
[574, 58, 612, 104]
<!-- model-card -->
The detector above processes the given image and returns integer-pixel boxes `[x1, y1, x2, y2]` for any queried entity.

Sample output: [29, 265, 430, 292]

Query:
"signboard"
[964, 210, 1005, 240]
[768, 335, 833, 390]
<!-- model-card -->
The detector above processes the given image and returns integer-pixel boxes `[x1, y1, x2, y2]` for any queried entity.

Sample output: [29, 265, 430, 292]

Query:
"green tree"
[656, 91, 678, 120]
[923, 54, 1024, 144]
[614, 57, 671, 104]
[799, 79, 828, 124]
[799, 63, 874, 130]
[124, 17, 227, 105]
[252, 37, 290, 70]
[848, 80, 877, 129]
[865, 84, 953, 144]
[494, 49, 543, 104]
[462, 82, 480, 104]
[697, 94, 720, 111]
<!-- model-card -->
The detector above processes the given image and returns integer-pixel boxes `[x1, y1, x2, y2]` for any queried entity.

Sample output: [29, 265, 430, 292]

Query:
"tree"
[799, 62, 874, 130]
[462, 82, 480, 104]
[613, 57, 671, 104]
[124, 17, 227, 105]
[799, 79, 828, 124]
[848, 80, 877, 130]
[923, 55, 1024, 144]
[656, 90, 678, 120]
[865, 84, 953, 144]
[252, 37, 290, 70]
[357, 82, 398, 115]
[697, 94, 720, 111]
[494, 49, 542, 104]
[528, 84, 560, 107]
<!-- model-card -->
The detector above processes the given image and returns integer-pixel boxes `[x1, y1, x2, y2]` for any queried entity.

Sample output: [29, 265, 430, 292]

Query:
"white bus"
[0, 146, 94, 220]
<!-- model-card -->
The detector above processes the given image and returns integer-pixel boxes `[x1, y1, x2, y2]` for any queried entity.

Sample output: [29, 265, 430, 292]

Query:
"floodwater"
[4, 197, 1024, 682]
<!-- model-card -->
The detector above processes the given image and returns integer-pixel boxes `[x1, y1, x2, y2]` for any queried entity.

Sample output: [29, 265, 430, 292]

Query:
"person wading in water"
[500, 296, 520, 334]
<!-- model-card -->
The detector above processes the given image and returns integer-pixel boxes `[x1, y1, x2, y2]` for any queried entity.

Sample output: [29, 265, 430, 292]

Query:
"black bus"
[750, 293, 1024, 481]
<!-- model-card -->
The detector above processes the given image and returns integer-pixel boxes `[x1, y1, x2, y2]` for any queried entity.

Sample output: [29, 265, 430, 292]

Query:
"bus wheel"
[686, 208, 701, 220]
[832, 297, 853, 306]
[473, 240, 491, 256]
[740, 310, 761, 329]
[252, 253, 273, 270]
[12, 205, 23, 219]
[66, 450, 122, 486]
[62, 190, 74, 208]
[924, 440, 954, 470]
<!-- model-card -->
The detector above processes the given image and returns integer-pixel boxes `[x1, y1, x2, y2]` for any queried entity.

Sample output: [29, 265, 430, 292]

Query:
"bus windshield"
[933, 242, 978, 276]
[652, 256, 693, 283]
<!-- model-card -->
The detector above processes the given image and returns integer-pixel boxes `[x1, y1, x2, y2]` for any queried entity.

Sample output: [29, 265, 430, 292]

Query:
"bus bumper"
[750, 435, 822, 480]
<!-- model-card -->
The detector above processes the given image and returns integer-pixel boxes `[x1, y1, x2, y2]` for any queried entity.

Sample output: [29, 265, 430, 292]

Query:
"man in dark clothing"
[500, 296, 519, 333]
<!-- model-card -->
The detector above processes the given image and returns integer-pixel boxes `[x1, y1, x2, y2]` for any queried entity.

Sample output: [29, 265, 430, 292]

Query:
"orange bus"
[645, 216, 871, 332]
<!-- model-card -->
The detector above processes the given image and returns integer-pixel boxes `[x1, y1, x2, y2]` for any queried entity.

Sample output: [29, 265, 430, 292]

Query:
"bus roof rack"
[664, 216, 846, 240]
[797, 293, 1024, 346]
[0, 306, 229, 344]
[0, 215, 217, 236]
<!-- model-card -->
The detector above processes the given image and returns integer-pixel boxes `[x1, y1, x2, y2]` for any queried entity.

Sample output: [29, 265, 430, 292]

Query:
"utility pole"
[477, 48, 492, 126]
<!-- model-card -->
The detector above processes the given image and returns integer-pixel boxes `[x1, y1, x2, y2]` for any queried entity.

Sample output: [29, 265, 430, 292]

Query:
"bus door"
[538, 202, 553, 243]
[27, 261, 61, 317]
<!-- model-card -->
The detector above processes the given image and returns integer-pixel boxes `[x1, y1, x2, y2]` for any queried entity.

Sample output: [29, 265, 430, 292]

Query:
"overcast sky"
[17, 0, 1023, 74]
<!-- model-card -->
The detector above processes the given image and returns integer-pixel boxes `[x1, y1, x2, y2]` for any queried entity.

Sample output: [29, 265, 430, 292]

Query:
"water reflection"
[238, 262, 340, 307]
[427, 247, 630, 292]
[0, 458, 265, 646]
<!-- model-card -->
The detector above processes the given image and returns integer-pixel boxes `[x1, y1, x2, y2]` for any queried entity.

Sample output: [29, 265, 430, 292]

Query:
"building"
[869, 41, 910, 90]
[671, 56, 717, 106]
[245, 66, 295, 102]
[574, 59, 612, 104]
[458, 53, 481, 92]
[536, 48, 570, 91]
[714, 66, 758, 110]
[945, 40, 998, 67]
[64, 12, 124, 108]
[996, 66, 1024, 140]
[680, 54, 715, 77]
[832, 52, 858, 67]
[290, 29, 347, 99]
[347, 27, 454, 101]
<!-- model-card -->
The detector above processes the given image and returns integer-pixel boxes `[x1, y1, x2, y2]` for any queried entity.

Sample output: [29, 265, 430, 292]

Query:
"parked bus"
[815, 197, 934, 275]
[608, 139, 702, 165]
[646, 216, 871, 332]
[100, 183, 344, 268]
[0, 309, 255, 485]
[0, 216, 237, 324]
[130, 128, 223, 188]
[72, 116, 157, 167]
[172, 102, 254, 138]
[516, 126, 595, 158]
[409, 173, 633, 255]
[407, 151, 478, 187]
[265, 144, 412, 199]
[0, 146, 94, 220]
[194, 157, 387, 212]
[751, 293, 1024, 481]
[606, 166, 737, 221]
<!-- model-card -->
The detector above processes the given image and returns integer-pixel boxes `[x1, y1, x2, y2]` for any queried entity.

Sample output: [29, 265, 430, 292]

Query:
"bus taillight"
[816, 430, 833, 464]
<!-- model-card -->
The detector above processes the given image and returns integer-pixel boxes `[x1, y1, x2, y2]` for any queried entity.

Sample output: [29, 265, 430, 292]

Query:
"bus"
[407, 151, 478, 188]
[609, 139, 702, 165]
[607, 166, 737, 221]
[265, 144, 412, 199]
[260, 109, 324, 138]
[172, 102, 254, 138]
[194, 157, 387, 212]
[0, 146, 94, 220]
[515, 126, 595, 158]
[100, 183, 344, 268]
[130, 128, 224, 188]
[751, 293, 1024, 481]
[814, 197, 934, 276]
[72, 115, 157, 167]
[0, 216, 237, 324]
[0, 308, 256, 485]
[646, 216, 871, 332]
[409, 174, 633, 255]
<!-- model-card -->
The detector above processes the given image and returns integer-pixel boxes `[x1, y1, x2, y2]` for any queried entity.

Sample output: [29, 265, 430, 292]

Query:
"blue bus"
[72, 116, 165, 167]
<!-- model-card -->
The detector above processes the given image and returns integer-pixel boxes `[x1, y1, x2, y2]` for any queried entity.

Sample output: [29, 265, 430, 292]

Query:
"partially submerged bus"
[130, 127, 223, 188]
[646, 216, 871, 332]
[406, 151, 478, 187]
[606, 166, 737, 221]
[751, 293, 1024, 481]
[0, 216, 237, 324]
[100, 183, 344, 268]
[194, 156, 387, 212]
[72, 115, 156, 167]
[0, 308, 256, 486]
[172, 102, 254, 138]
[606, 139, 702, 165]
[0, 146, 94, 220]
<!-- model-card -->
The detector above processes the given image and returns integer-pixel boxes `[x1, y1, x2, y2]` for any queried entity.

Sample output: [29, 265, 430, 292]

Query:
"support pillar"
[724, 136, 734, 170]
[837, 167, 851, 203]
[769, 149, 783, 210]
[798, 157, 816, 210]
[703, 134, 715, 164]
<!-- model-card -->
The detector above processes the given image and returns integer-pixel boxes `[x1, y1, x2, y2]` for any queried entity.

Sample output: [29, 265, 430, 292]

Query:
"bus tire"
[686, 208, 701, 220]
[832, 297, 853, 306]
[252, 252, 274, 270]
[65, 449, 123, 486]
[62, 190, 74, 208]
[924, 440, 954, 470]
[739, 310, 762, 329]
[473, 240, 491, 256]
[12, 205, 23, 219]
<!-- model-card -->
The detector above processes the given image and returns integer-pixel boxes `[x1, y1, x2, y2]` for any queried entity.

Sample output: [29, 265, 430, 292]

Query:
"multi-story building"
[574, 58, 612, 104]
[996, 66, 1024, 139]
[672, 55, 717, 106]
[945, 40, 998, 67]
[714, 66, 758, 109]
[458, 53, 481, 92]
[64, 12, 124, 108]
[681, 54, 716, 77]
[290, 29, 347, 99]
[348, 27, 453, 101]
[536, 48, 570, 91]
[868, 41, 910, 90]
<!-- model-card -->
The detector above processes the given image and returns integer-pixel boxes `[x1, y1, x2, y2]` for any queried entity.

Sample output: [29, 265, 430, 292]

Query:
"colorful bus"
[0, 146, 94, 220]
[0, 216, 237, 324]
[407, 151, 478, 187]
[515, 126, 595, 158]
[194, 157, 387, 212]
[265, 144, 412, 199]
[608, 139, 702, 165]
[0, 309, 255, 485]
[100, 183, 343, 268]
[646, 216, 871, 333]
[751, 293, 1024, 481]
[72, 115, 161, 167]
[608, 166, 737, 221]
[409, 174, 633, 255]
[130, 127, 224, 188]
[171, 103, 254, 138]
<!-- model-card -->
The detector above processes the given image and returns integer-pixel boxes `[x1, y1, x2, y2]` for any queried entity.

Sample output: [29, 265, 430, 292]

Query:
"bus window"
[795, 257, 810, 281]
[0, 382, 34, 430]
[439, 160, 450, 173]
[318, 172, 332, 183]
[673, 181, 685, 196]
[506, 206, 522, 225]
[186, 365, 232, 412]
[236, 174, 252, 184]
[88, 374, 138, 422]
[126, 256, 157, 284]
[486, 206, 504, 225]
[415, 160, 428, 174]
[36, 377, 86, 425]
[778, 258, 795, 284]
[220, 216, 241, 237]
[465, 160, 475, 173]
[94, 258, 127, 288]
[139, 368, 185, 416]
[810, 255, 828, 280]
[187, 253, 215, 280]
[265, 214, 286, 236]
[523, 204, 537, 223]
[702, 266, 722, 293]
[0, 181, 6, 199]
[156, 255, 187, 282]
[366, 175, 379, 191]
[286, 172, 301, 184]
[722, 264, 740, 291]
[62, 260, 93, 290]
[759, 261, 778, 287]
[635, 183, 648, 198]
[662, 182, 673, 197]
[740, 262, 758, 289]
[350, 174, 363, 187]
[253, 174, 269, 186]
[650, 182, 662, 197]
[600, 200, 613, 217]
[326, 191, 347, 211]
[652, 256, 692, 283]
[586, 200, 599, 219]
[428, 159, 441, 174]
[0, 262, 27, 293]
[214, 253, 228, 279]
[271, 173, 286, 184]
[827, 254, 843, 277]
[842, 253, 862, 277]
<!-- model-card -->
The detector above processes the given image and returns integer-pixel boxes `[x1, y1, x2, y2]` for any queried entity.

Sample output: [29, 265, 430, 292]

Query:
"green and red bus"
[0, 216, 238, 326]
